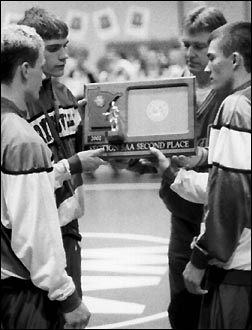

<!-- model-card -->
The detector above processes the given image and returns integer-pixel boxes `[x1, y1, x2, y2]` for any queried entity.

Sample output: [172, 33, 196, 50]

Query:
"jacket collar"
[1, 97, 27, 119]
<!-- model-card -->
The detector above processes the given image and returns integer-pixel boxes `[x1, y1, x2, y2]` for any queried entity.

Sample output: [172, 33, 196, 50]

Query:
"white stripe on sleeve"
[208, 127, 251, 171]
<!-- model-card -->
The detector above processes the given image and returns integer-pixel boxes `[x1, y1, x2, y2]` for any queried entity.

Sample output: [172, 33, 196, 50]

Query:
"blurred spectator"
[95, 39, 190, 84]
[137, 46, 164, 80]
[97, 49, 137, 82]
[61, 45, 97, 100]
[162, 46, 189, 78]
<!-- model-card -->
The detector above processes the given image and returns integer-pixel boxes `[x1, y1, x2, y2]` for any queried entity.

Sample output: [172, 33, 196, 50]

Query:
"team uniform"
[191, 83, 251, 329]
[26, 78, 85, 297]
[1, 97, 81, 328]
[159, 87, 229, 329]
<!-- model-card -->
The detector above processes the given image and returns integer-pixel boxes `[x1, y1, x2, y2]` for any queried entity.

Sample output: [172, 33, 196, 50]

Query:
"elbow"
[209, 246, 233, 263]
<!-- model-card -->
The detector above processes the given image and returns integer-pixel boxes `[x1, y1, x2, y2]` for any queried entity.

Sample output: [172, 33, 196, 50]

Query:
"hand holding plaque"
[171, 146, 208, 169]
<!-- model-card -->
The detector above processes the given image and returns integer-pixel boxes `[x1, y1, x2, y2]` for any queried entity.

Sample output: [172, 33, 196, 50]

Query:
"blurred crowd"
[60, 42, 189, 100]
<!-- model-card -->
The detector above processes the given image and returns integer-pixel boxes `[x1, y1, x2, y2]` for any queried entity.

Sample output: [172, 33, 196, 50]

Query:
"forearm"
[53, 159, 71, 189]
[53, 155, 82, 190]
[159, 165, 204, 224]
[197, 169, 250, 263]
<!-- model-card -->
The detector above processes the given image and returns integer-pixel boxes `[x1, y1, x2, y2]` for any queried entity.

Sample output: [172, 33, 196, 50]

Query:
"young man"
[183, 21, 251, 329]
[156, 7, 228, 329]
[1, 24, 90, 329]
[18, 7, 105, 299]
[124, 7, 228, 328]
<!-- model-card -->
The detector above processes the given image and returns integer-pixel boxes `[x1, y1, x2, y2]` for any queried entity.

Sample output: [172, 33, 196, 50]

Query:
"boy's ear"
[20, 62, 30, 80]
[232, 52, 242, 69]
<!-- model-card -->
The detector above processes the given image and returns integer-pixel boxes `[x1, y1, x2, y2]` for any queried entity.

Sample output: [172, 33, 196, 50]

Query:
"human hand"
[183, 261, 208, 295]
[149, 147, 171, 175]
[78, 98, 87, 109]
[171, 147, 207, 169]
[64, 301, 91, 329]
[77, 98, 87, 121]
[77, 148, 107, 173]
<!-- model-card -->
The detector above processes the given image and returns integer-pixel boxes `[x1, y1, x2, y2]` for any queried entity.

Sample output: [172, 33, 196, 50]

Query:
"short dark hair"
[183, 6, 227, 34]
[1, 24, 44, 84]
[209, 22, 251, 73]
[18, 7, 68, 40]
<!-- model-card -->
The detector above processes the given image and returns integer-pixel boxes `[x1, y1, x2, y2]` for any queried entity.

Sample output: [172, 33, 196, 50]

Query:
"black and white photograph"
[1, 1, 251, 329]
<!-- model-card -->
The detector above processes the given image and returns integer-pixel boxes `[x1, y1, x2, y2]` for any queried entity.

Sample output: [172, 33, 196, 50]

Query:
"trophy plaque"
[83, 77, 196, 158]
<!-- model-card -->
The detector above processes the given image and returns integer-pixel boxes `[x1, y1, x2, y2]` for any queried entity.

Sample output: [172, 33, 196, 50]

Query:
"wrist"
[59, 289, 82, 313]
[197, 147, 208, 167]
[68, 154, 82, 174]
[162, 164, 178, 184]
[190, 238, 209, 270]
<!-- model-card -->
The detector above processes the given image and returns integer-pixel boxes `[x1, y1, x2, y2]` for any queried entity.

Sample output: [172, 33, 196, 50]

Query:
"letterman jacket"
[191, 84, 251, 271]
[26, 78, 84, 235]
[1, 97, 81, 312]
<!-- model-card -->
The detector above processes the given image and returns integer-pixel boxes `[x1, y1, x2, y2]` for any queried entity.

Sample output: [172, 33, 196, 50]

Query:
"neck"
[1, 83, 27, 112]
[232, 71, 251, 91]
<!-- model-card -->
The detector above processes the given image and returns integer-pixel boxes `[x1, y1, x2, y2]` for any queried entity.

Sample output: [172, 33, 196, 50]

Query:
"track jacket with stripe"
[1, 97, 81, 312]
[159, 87, 229, 224]
[191, 83, 251, 271]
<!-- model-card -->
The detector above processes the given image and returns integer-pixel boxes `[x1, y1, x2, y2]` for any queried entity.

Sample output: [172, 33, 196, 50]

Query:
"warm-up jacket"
[191, 83, 251, 271]
[159, 88, 229, 224]
[26, 78, 85, 234]
[1, 97, 81, 312]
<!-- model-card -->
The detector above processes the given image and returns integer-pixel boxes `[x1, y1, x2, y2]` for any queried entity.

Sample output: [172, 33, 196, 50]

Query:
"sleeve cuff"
[58, 289, 82, 313]
[68, 154, 82, 174]
[198, 147, 208, 167]
[60, 159, 71, 175]
[191, 246, 209, 269]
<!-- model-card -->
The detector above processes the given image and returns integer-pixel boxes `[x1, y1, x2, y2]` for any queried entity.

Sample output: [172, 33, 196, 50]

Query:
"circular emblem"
[146, 100, 169, 122]
[94, 95, 105, 107]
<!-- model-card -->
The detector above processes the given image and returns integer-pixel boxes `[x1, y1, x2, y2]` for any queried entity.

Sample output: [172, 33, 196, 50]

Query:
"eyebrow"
[45, 40, 69, 48]
[183, 40, 208, 47]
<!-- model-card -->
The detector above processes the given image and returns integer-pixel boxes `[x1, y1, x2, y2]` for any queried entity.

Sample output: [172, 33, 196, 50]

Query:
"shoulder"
[214, 89, 251, 130]
[1, 113, 52, 173]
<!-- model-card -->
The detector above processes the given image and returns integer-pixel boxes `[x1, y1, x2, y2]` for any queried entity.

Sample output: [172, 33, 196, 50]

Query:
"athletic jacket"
[170, 168, 208, 204]
[159, 88, 229, 224]
[26, 78, 84, 235]
[191, 83, 251, 271]
[1, 97, 81, 312]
